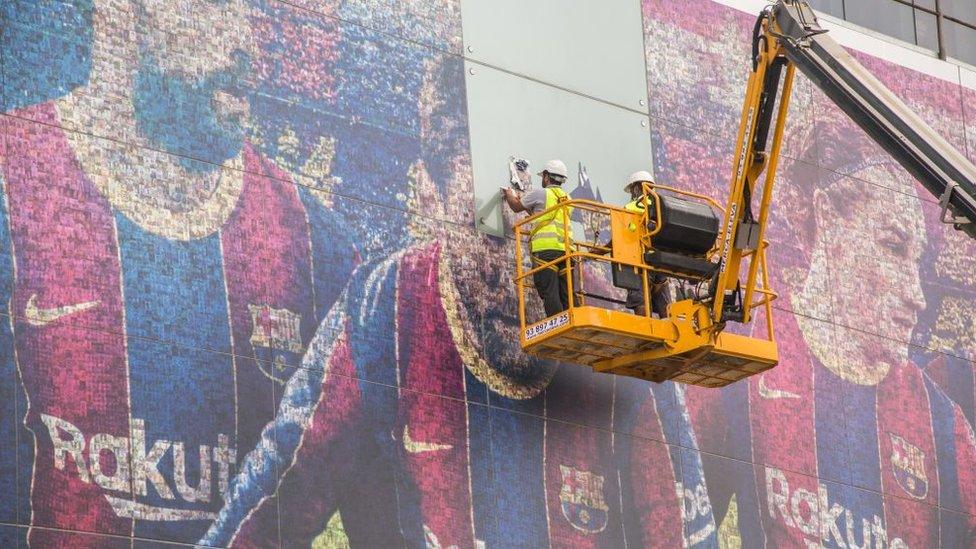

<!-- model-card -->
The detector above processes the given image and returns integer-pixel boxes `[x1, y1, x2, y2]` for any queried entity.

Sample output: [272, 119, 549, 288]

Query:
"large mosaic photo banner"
[0, 1, 710, 547]
[0, 0, 973, 547]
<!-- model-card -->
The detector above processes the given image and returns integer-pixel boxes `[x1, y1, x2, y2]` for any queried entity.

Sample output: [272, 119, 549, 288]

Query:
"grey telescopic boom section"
[773, 0, 976, 239]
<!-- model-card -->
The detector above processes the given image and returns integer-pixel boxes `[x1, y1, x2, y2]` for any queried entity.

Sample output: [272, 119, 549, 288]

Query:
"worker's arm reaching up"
[500, 187, 527, 212]
[503, 186, 551, 215]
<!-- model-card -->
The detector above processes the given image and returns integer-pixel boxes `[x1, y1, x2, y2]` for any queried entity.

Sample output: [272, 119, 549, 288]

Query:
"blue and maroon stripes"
[0, 127, 30, 543]
[1, 103, 131, 546]
[2, 103, 339, 545]
[221, 148, 316, 452]
[116, 204, 234, 544]
[396, 244, 475, 546]
[877, 363, 940, 546]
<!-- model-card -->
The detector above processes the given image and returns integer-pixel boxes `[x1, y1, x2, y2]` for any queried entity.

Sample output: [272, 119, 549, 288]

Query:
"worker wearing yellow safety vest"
[501, 159, 577, 317]
[624, 171, 671, 318]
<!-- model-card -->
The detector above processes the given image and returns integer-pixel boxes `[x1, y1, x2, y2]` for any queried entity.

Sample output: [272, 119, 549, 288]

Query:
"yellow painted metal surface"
[520, 305, 777, 388]
[610, 210, 643, 265]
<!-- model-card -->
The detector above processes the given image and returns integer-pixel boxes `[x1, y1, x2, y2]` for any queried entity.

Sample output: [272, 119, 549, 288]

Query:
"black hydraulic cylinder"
[773, 1, 976, 239]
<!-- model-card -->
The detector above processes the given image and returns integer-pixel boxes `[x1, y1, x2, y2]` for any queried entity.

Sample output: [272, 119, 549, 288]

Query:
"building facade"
[0, 0, 974, 547]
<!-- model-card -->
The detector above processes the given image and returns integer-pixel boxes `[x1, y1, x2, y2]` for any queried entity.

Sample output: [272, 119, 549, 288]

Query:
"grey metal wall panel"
[460, 0, 649, 111]
[466, 62, 653, 236]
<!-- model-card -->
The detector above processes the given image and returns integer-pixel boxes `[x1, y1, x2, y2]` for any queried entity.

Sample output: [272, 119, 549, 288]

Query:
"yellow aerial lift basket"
[513, 189, 779, 388]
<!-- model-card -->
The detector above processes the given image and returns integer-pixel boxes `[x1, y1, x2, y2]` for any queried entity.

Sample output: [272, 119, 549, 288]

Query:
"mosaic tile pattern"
[645, 1, 976, 545]
[0, 0, 972, 546]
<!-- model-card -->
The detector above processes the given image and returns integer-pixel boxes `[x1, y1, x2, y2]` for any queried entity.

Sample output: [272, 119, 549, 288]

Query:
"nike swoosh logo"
[403, 425, 453, 455]
[758, 375, 801, 400]
[25, 294, 100, 326]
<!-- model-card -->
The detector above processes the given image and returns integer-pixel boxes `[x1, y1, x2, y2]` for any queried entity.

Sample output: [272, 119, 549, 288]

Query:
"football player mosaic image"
[644, 0, 976, 546]
[0, 0, 972, 547]
[0, 1, 712, 547]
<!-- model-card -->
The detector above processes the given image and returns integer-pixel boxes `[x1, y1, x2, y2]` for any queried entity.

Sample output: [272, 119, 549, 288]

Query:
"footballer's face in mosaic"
[798, 174, 927, 385]
[57, 0, 258, 239]
[132, 0, 254, 165]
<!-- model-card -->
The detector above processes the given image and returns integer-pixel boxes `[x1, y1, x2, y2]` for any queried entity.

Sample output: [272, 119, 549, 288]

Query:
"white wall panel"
[460, 0, 649, 111]
[465, 62, 653, 236]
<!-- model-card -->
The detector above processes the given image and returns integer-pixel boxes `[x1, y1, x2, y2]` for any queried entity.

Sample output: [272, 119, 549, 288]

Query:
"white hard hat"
[625, 170, 654, 192]
[537, 159, 568, 179]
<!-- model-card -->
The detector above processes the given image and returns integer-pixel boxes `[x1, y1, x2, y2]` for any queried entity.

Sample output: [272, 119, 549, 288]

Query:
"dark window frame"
[817, 0, 976, 64]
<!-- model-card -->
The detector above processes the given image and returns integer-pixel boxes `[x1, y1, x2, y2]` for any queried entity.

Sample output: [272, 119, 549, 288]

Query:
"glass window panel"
[942, 0, 976, 26]
[915, 10, 940, 50]
[808, 0, 845, 17]
[944, 19, 976, 65]
[914, 0, 936, 10]
[846, 0, 918, 44]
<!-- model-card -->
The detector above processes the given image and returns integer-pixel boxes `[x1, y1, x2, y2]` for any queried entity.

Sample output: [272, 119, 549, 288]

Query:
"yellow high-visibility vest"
[531, 187, 573, 252]
[625, 196, 649, 232]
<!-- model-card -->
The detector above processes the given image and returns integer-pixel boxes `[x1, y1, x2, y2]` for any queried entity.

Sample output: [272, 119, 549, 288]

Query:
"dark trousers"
[626, 274, 671, 318]
[532, 250, 573, 317]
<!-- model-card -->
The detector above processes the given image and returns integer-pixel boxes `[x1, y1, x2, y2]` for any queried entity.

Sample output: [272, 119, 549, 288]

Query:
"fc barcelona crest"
[888, 433, 928, 499]
[249, 304, 304, 383]
[559, 465, 609, 534]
